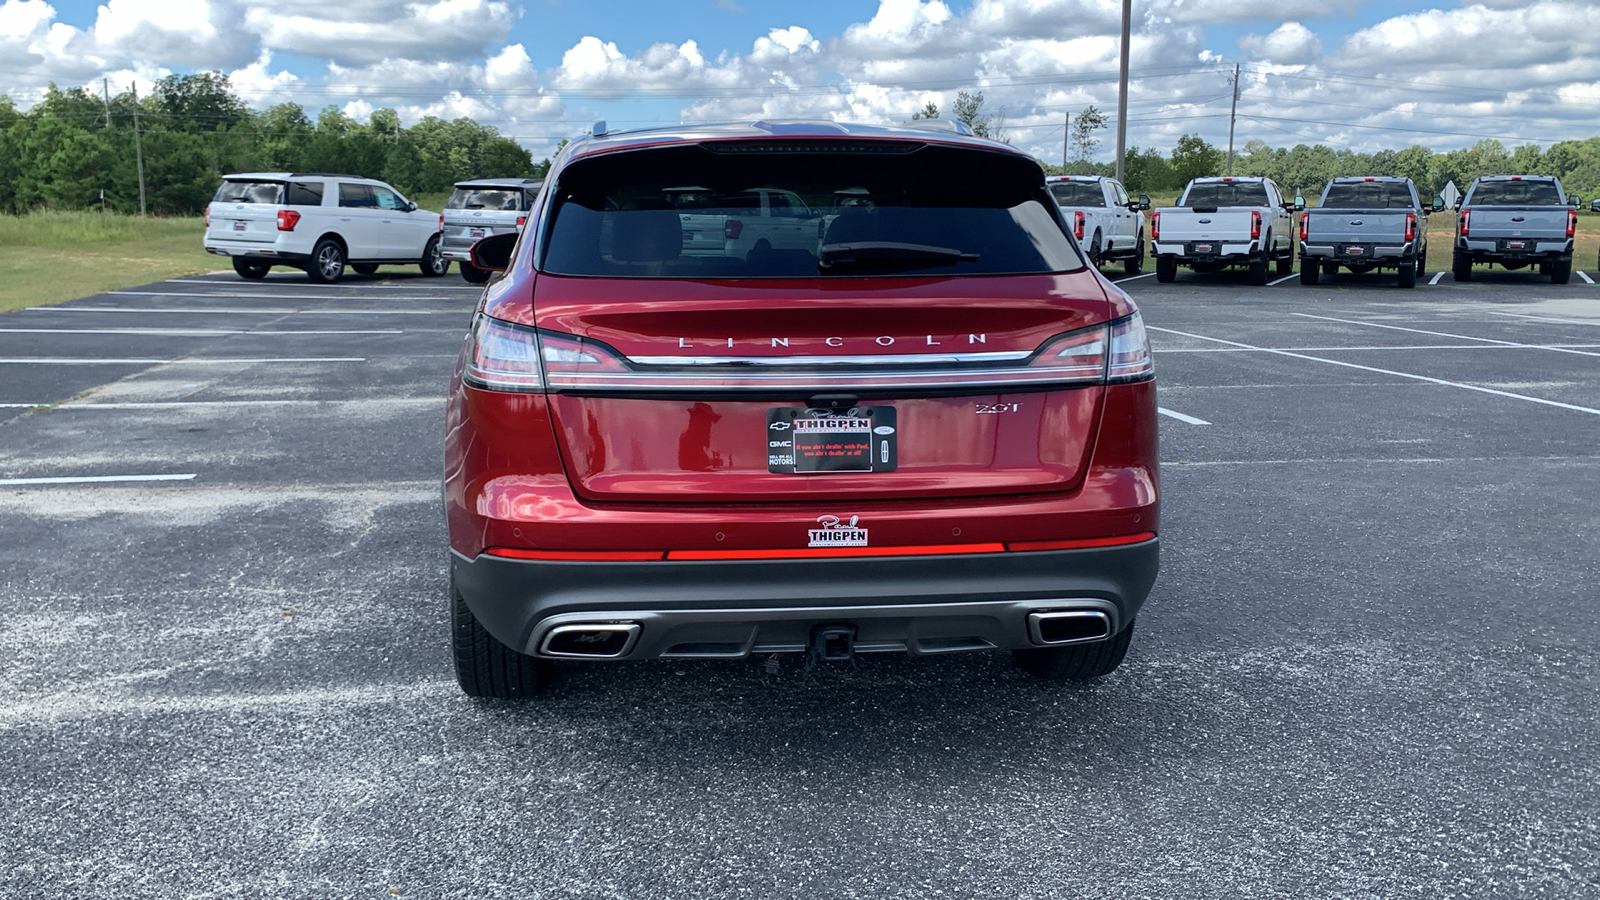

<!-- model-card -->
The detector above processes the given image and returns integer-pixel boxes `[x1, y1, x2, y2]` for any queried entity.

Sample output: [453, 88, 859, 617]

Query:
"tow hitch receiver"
[808, 624, 856, 668]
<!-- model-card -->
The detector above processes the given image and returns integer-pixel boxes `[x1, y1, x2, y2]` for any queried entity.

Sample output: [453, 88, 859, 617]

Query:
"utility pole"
[1062, 112, 1069, 172]
[1114, 0, 1131, 182]
[131, 81, 147, 217]
[1225, 63, 1240, 176]
[102, 79, 111, 128]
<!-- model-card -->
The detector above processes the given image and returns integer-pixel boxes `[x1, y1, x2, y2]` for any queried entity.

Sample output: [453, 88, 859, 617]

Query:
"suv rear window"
[1322, 182, 1415, 208]
[448, 188, 525, 211]
[214, 180, 284, 204]
[1469, 181, 1563, 205]
[541, 143, 1082, 278]
[1049, 182, 1104, 207]
[1183, 182, 1271, 208]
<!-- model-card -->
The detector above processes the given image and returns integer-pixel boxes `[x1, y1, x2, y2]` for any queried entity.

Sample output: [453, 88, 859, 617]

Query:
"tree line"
[0, 73, 540, 216]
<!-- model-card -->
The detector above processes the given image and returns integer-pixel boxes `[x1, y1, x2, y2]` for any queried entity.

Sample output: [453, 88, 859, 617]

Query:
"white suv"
[203, 173, 448, 283]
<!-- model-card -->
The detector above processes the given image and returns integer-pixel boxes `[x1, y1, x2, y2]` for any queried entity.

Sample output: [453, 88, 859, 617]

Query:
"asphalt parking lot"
[4, 262, 1599, 898]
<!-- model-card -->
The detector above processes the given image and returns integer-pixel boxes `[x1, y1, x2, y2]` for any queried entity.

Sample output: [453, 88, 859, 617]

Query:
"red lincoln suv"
[445, 121, 1159, 696]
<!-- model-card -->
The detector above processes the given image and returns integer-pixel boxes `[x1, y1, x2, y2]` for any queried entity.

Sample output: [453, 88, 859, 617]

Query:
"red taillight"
[1299, 212, 1308, 241]
[516, 216, 526, 228]
[1568, 209, 1577, 238]
[204, 204, 211, 228]
[481, 533, 1158, 563]
[276, 209, 300, 232]
[1250, 210, 1261, 240]
[1074, 210, 1085, 240]
[438, 214, 444, 233]
[463, 316, 545, 393]
[1151, 211, 1160, 240]
[1460, 209, 1470, 237]
[1404, 213, 1417, 242]
[724, 219, 744, 240]
[1006, 532, 1157, 552]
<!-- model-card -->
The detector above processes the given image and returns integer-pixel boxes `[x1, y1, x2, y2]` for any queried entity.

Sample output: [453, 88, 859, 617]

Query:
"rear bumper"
[1456, 237, 1572, 260]
[1300, 241, 1415, 263]
[1151, 239, 1260, 263]
[204, 238, 312, 265]
[451, 538, 1158, 659]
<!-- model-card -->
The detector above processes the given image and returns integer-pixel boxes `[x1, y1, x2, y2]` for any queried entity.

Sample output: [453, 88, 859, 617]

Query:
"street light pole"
[1115, 0, 1131, 182]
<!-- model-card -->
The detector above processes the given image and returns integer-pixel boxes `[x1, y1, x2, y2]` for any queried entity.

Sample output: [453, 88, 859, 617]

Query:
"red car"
[445, 121, 1159, 696]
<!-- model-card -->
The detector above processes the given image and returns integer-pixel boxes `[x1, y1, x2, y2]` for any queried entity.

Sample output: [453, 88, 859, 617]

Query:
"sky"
[3, 0, 1599, 165]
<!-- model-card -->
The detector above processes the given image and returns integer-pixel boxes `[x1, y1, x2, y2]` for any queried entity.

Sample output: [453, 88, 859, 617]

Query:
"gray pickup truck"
[1453, 175, 1577, 284]
[1298, 176, 1441, 289]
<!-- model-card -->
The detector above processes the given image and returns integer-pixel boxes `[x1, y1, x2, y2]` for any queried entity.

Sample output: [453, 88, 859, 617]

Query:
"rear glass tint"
[1322, 182, 1415, 208]
[1049, 182, 1104, 207]
[286, 181, 324, 206]
[448, 189, 524, 211]
[541, 143, 1082, 278]
[1469, 181, 1563, 205]
[1182, 182, 1271, 207]
[214, 181, 284, 204]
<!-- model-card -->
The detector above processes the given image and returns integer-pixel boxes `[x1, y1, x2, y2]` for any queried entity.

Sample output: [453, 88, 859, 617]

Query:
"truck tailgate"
[1154, 210, 1255, 242]
[1464, 207, 1568, 238]
[1303, 209, 1411, 246]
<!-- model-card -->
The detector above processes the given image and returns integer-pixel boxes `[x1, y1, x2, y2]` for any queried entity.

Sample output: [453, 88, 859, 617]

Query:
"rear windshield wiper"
[818, 241, 979, 270]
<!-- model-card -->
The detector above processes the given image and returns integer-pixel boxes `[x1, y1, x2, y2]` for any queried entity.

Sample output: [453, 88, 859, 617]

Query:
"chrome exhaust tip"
[538, 622, 641, 658]
[1026, 610, 1113, 646]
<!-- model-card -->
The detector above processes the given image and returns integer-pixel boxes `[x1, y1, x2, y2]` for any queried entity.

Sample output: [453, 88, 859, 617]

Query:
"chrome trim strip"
[627, 350, 1034, 367]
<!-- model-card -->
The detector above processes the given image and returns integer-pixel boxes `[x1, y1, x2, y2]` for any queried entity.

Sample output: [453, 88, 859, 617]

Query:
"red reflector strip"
[484, 548, 665, 561]
[1006, 532, 1156, 552]
[668, 543, 1006, 561]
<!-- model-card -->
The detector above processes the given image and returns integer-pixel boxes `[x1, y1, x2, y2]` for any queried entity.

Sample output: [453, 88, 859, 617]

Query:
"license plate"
[1507, 240, 1525, 249]
[1346, 245, 1365, 255]
[469, 228, 486, 239]
[232, 221, 247, 232]
[1194, 244, 1213, 254]
[767, 407, 897, 474]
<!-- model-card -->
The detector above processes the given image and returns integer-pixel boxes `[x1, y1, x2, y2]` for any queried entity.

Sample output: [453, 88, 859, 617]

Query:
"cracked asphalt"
[3, 264, 1599, 898]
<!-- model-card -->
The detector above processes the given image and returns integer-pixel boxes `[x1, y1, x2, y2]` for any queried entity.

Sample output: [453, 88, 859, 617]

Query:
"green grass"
[0, 211, 219, 313]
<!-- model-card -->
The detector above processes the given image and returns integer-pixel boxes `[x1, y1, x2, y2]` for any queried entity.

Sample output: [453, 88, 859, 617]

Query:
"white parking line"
[1157, 407, 1211, 425]
[0, 403, 48, 409]
[1291, 312, 1600, 359]
[29, 307, 449, 316]
[0, 473, 197, 486]
[0, 357, 365, 365]
[1157, 343, 1600, 353]
[1579, 271, 1596, 285]
[1148, 325, 1600, 416]
[167, 279, 480, 290]
[49, 399, 444, 409]
[1488, 312, 1600, 327]
[1429, 272, 1445, 285]
[109, 290, 463, 301]
[1112, 272, 1157, 283]
[1267, 273, 1298, 286]
[0, 328, 403, 336]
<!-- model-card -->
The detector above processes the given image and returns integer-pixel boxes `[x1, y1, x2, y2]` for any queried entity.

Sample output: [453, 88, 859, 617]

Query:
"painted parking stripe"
[28, 307, 449, 316]
[109, 290, 465, 301]
[1157, 407, 1211, 425]
[0, 473, 197, 486]
[1267, 273, 1298, 286]
[1292, 312, 1600, 359]
[167, 279, 480, 289]
[1113, 272, 1157, 284]
[1149, 325, 1600, 417]
[1488, 312, 1600, 327]
[0, 357, 365, 365]
[0, 328, 403, 336]
[1157, 343, 1600, 353]
[1579, 271, 1596, 285]
[1429, 271, 1445, 285]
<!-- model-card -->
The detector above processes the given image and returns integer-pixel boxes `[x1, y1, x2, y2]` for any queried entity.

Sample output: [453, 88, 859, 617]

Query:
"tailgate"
[1466, 207, 1569, 237]
[1156, 210, 1255, 242]
[529, 273, 1111, 504]
[1305, 209, 1410, 245]
[206, 203, 280, 245]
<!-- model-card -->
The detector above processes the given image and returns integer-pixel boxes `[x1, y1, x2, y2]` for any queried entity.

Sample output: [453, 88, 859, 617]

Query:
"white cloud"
[1239, 22, 1321, 65]
[242, 0, 516, 67]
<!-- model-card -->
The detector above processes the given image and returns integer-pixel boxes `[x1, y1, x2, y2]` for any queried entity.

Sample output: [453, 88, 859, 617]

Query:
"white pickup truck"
[1151, 176, 1299, 285]
[1045, 175, 1151, 276]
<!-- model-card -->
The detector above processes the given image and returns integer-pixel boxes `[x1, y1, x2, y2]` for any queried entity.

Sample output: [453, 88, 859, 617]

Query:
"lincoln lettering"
[675, 334, 987, 349]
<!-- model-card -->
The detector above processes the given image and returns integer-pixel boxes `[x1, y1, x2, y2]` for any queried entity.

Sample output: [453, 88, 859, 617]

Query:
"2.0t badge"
[809, 515, 868, 548]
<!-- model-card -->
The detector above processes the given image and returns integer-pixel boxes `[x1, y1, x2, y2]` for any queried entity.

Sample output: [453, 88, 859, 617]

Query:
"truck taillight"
[1151, 211, 1160, 241]
[1460, 209, 1470, 237]
[1568, 209, 1577, 238]
[1250, 210, 1262, 240]
[1074, 210, 1085, 240]
[724, 219, 743, 240]
[516, 216, 526, 227]
[1299, 212, 1308, 241]
[204, 204, 211, 228]
[1404, 213, 1417, 242]
[438, 214, 444, 233]
[276, 209, 301, 232]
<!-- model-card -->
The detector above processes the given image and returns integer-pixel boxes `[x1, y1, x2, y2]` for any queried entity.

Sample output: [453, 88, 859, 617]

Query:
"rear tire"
[1155, 255, 1177, 283]
[1123, 234, 1144, 277]
[1398, 259, 1416, 288]
[1452, 249, 1472, 282]
[460, 262, 491, 284]
[1552, 258, 1572, 284]
[232, 258, 269, 280]
[452, 574, 550, 698]
[351, 263, 378, 275]
[1088, 231, 1103, 268]
[1300, 260, 1320, 285]
[1014, 619, 1135, 681]
[421, 235, 449, 277]
[306, 238, 345, 284]
[1247, 251, 1269, 286]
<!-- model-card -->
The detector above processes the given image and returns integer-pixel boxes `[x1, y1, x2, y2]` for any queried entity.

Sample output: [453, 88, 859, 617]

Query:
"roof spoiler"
[897, 119, 976, 137]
